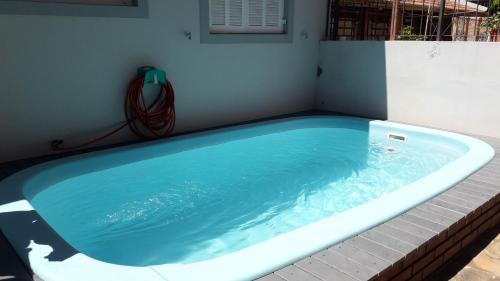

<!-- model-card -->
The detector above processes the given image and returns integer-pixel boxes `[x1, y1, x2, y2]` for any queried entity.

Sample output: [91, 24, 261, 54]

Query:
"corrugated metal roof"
[339, 0, 488, 13]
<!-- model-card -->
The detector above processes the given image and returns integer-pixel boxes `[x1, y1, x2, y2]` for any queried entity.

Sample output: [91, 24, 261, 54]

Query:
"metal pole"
[332, 0, 340, 40]
[436, 0, 446, 40]
[390, 0, 401, 40]
[325, 0, 332, 40]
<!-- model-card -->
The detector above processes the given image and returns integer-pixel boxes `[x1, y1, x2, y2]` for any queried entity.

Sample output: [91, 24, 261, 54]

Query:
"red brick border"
[376, 194, 500, 281]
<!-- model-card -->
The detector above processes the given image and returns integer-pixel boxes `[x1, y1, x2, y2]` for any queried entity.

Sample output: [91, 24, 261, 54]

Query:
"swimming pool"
[0, 116, 494, 281]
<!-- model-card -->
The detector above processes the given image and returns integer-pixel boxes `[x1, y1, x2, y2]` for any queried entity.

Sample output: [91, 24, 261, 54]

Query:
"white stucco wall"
[3, 6, 498, 164]
[0, 0, 326, 163]
[317, 41, 500, 139]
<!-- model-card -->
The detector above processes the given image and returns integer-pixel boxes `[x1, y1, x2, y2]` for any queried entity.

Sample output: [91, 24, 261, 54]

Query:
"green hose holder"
[137, 66, 167, 86]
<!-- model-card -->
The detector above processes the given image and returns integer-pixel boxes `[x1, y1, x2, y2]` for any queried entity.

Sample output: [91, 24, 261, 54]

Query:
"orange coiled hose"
[52, 75, 175, 152]
[125, 76, 176, 139]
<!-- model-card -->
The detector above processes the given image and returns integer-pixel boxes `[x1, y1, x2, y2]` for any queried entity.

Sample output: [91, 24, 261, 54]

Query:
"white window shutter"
[265, 0, 281, 27]
[248, 0, 264, 26]
[228, 0, 243, 27]
[210, 0, 226, 26]
[209, 0, 285, 34]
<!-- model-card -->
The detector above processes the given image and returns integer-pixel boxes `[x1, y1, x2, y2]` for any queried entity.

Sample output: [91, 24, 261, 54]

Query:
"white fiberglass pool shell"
[0, 116, 494, 281]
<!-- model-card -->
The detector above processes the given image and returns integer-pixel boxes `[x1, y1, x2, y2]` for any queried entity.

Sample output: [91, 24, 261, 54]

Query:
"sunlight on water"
[31, 126, 463, 266]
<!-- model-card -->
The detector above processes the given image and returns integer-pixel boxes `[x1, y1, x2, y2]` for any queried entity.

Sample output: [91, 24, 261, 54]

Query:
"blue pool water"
[30, 120, 465, 266]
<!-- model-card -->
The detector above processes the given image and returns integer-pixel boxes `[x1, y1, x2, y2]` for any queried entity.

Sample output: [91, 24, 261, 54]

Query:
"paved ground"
[426, 224, 500, 281]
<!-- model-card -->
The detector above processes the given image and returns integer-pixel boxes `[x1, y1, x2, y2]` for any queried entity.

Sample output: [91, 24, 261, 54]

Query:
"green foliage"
[491, 0, 500, 15]
[483, 12, 500, 30]
[483, 0, 500, 30]
[396, 26, 425, 41]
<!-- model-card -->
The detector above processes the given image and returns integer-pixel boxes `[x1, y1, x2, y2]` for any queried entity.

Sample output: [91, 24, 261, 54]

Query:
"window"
[0, 0, 148, 18]
[200, 0, 293, 43]
[209, 0, 285, 34]
[27, 0, 134, 5]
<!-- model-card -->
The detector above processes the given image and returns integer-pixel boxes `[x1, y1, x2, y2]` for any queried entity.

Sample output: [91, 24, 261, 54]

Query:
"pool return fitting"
[51, 66, 176, 152]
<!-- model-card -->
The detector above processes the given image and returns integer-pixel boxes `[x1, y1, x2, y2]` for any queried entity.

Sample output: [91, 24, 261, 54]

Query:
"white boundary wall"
[318, 41, 500, 139]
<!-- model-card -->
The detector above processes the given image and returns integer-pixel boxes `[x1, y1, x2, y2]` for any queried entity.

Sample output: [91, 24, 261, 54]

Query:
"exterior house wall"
[317, 41, 500, 139]
[0, 0, 327, 163]
[1, 2, 499, 164]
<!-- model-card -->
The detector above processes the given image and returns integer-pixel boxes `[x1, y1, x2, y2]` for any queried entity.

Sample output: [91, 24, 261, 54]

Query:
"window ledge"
[0, 0, 148, 18]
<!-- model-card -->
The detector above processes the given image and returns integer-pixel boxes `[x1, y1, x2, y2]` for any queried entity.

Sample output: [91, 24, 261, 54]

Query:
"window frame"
[208, 0, 286, 34]
[0, 0, 148, 18]
[200, 0, 294, 44]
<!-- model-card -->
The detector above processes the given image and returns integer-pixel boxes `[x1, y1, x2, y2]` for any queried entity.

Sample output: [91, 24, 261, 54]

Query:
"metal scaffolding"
[325, 0, 500, 41]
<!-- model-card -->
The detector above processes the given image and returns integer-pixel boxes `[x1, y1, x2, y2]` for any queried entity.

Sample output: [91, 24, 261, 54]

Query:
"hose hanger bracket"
[137, 66, 167, 86]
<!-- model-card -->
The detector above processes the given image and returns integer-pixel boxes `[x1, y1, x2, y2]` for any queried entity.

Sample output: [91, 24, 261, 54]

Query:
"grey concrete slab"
[438, 193, 485, 209]
[416, 203, 465, 221]
[313, 250, 377, 281]
[255, 274, 287, 281]
[295, 258, 358, 281]
[344, 236, 404, 264]
[454, 184, 497, 199]
[360, 230, 415, 255]
[429, 198, 473, 215]
[407, 208, 456, 226]
[275, 265, 323, 281]
[373, 224, 427, 248]
[465, 178, 500, 191]
[475, 170, 500, 181]
[328, 242, 391, 272]
[480, 162, 500, 173]
[468, 174, 500, 188]
[385, 218, 438, 239]
[400, 212, 449, 233]
[446, 188, 491, 202]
